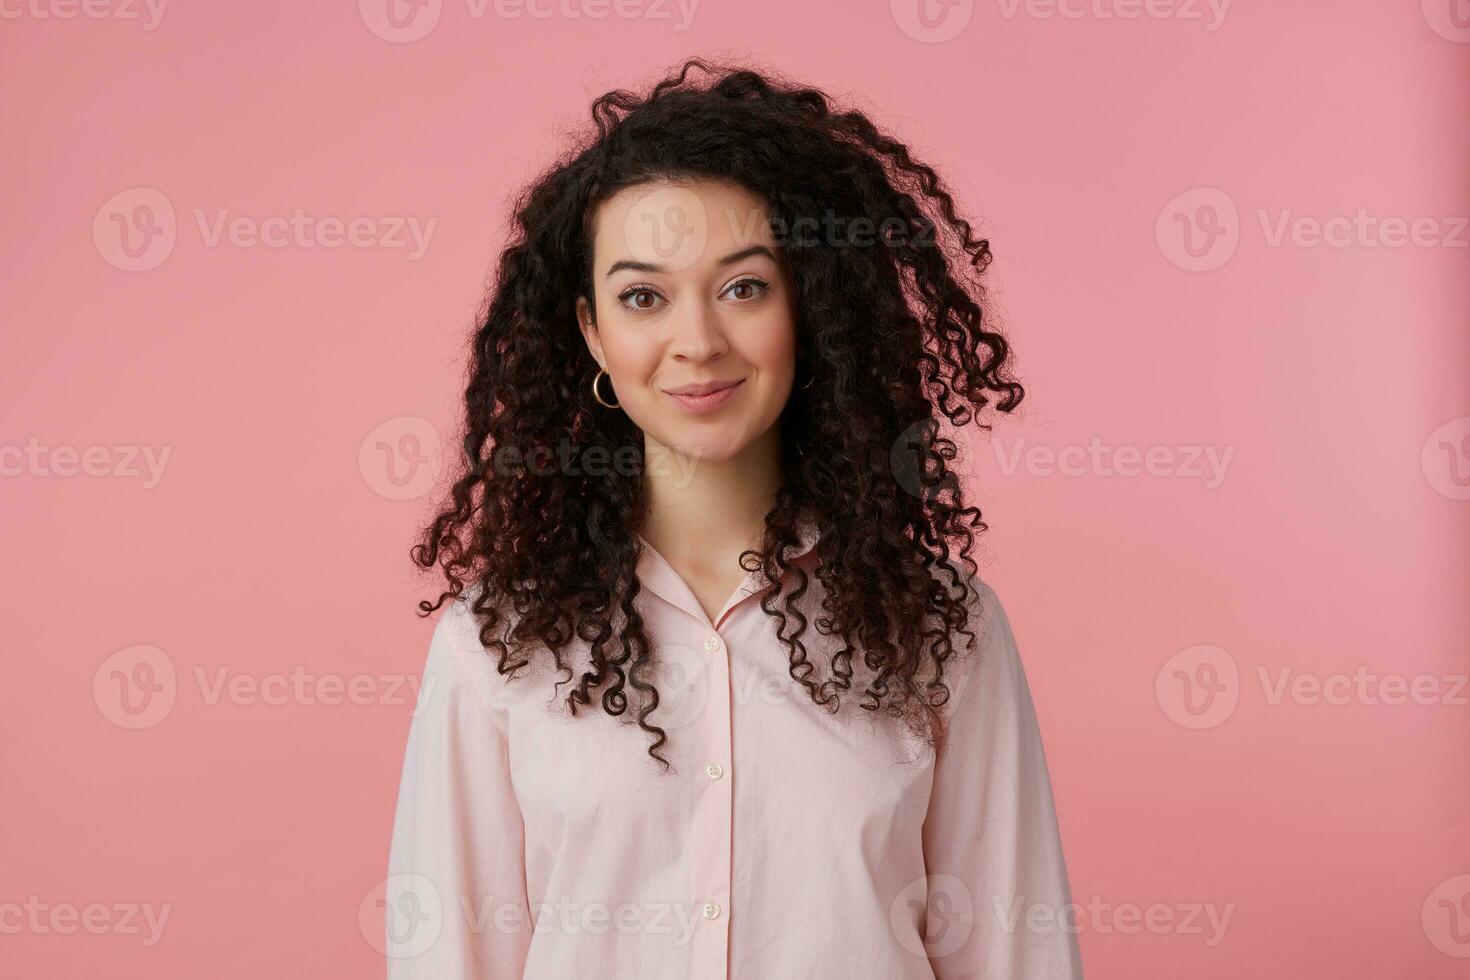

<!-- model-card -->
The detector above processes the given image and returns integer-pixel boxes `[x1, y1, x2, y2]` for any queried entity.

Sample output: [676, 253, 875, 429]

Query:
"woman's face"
[577, 178, 799, 464]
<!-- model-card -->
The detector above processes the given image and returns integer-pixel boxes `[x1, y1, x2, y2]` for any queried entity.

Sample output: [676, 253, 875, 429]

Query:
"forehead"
[590, 178, 779, 274]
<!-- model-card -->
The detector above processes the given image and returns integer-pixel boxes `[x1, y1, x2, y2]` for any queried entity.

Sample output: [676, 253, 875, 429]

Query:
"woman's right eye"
[618, 286, 663, 312]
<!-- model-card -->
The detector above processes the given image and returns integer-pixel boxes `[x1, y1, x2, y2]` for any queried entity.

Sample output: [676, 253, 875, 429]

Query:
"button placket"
[689, 624, 734, 975]
[627, 524, 820, 975]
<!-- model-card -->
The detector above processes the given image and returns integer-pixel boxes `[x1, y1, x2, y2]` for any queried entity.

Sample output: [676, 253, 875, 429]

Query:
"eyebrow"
[604, 244, 777, 278]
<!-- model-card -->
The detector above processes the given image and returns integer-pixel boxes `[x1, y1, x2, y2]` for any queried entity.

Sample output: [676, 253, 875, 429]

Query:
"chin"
[657, 429, 748, 463]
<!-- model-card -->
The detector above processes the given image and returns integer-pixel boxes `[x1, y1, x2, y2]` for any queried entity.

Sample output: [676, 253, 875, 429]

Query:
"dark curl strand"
[412, 57, 1025, 772]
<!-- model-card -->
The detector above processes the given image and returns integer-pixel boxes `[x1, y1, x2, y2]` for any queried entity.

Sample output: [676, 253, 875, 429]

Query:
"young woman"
[386, 58, 1082, 979]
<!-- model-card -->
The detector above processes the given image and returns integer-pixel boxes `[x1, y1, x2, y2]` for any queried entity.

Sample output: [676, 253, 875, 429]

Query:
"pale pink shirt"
[386, 517, 1082, 978]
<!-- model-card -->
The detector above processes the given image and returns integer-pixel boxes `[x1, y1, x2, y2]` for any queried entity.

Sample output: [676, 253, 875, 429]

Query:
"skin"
[576, 178, 800, 624]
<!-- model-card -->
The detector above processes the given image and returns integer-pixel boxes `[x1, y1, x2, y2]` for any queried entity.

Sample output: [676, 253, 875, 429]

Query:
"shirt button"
[702, 901, 722, 920]
[706, 762, 724, 780]
[703, 634, 721, 652]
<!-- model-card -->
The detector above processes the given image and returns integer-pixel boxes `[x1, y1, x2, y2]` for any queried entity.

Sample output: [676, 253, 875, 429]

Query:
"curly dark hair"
[412, 56, 1025, 772]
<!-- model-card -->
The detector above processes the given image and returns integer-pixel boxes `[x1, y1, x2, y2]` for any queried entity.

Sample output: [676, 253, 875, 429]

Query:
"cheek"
[597, 321, 660, 381]
[743, 320, 797, 387]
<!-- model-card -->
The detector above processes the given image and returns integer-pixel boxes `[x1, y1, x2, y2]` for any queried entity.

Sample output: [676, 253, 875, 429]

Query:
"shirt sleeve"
[921, 580, 1084, 979]
[385, 599, 532, 979]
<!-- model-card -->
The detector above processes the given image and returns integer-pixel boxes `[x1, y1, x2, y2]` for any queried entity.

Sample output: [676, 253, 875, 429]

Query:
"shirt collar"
[635, 512, 822, 629]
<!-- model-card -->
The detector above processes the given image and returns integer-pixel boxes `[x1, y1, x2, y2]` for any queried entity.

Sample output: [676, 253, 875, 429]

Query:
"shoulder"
[930, 557, 1028, 705]
[426, 588, 490, 659]
[932, 555, 1010, 649]
[422, 589, 515, 710]
[425, 584, 558, 698]
[427, 582, 527, 652]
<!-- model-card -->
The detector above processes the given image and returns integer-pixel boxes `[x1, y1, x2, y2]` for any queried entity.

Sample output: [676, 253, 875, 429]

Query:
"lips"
[664, 379, 743, 396]
[663, 378, 745, 413]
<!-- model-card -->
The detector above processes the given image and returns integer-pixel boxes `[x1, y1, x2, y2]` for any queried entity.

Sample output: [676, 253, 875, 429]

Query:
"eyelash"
[617, 277, 770, 313]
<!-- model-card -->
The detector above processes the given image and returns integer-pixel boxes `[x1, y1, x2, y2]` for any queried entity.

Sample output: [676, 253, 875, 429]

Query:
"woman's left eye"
[722, 277, 769, 301]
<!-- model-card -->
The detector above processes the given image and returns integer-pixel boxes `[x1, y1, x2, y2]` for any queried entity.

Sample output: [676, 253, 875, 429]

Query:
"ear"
[575, 295, 604, 369]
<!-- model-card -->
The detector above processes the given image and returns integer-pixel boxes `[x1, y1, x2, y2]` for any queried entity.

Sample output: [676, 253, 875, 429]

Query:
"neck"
[638, 425, 784, 563]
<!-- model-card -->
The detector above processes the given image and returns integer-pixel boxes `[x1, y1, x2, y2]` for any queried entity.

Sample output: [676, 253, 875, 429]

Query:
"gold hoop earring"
[592, 368, 621, 409]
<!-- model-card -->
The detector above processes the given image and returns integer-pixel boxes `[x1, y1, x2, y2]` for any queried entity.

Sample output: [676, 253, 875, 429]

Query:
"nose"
[666, 296, 729, 363]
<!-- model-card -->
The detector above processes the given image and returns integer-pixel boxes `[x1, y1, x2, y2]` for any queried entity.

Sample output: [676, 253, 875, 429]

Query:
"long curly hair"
[413, 57, 1024, 772]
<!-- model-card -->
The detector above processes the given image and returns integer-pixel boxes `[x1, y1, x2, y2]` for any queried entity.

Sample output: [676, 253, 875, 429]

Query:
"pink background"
[4, 1, 1468, 977]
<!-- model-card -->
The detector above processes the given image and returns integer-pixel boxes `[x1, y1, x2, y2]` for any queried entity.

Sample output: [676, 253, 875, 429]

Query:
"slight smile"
[663, 378, 745, 413]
